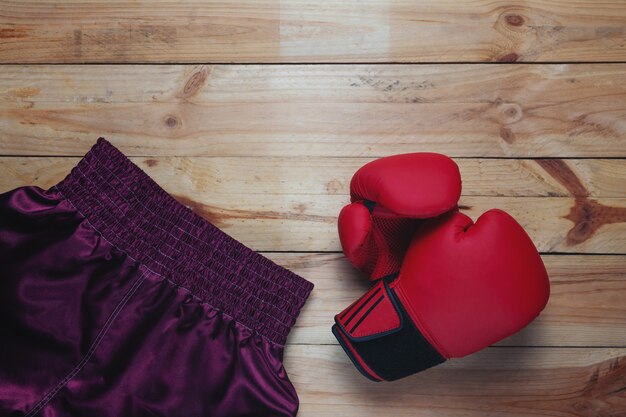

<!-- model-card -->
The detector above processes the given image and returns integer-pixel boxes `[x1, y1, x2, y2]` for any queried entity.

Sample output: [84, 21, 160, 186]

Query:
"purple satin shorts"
[0, 138, 313, 417]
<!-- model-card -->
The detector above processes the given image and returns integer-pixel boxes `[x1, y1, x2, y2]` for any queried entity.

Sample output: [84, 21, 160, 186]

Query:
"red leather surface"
[336, 280, 401, 340]
[392, 210, 550, 358]
[350, 153, 461, 217]
[338, 202, 419, 279]
[338, 153, 462, 280]
[338, 202, 373, 271]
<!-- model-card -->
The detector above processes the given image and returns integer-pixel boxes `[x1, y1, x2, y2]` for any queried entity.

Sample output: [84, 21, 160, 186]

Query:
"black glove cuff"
[333, 280, 445, 381]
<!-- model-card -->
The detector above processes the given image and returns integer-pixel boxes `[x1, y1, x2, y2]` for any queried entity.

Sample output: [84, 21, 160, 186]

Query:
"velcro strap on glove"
[333, 278, 445, 381]
[335, 279, 402, 340]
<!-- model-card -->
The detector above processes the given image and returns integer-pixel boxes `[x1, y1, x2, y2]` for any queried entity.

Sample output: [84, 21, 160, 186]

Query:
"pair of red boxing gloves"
[332, 153, 550, 381]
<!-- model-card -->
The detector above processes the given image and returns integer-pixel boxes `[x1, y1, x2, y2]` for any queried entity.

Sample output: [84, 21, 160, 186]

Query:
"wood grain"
[3, 156, 625, 198]
[2, 156, 625, 253]
[1, 1, 625, 63]
[266, 253, 626, 347]
[285, 346, 626, 416]
[1, 64, 625, 157]
[2, 1, 625, 415]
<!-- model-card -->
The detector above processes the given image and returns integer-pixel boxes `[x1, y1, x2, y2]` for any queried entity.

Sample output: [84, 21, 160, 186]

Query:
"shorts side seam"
[24, 272, 147, 417]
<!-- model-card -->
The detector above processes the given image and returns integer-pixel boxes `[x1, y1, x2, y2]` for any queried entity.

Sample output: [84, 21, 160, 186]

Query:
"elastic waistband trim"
[55, 138, 313, 346]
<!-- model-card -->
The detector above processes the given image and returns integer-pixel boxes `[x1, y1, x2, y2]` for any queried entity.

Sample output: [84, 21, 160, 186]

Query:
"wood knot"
[326, 179, 343, 194]
[180, 66, 209, 99]
[164, 115, 179, 128]
[497, 52, 519, 62]
[534, 159, 626, 246]
[505, 14, 524, 26]
[498, 102, 523, 123]
[506, 107, 518, 117]
[564, 198, 626, 245]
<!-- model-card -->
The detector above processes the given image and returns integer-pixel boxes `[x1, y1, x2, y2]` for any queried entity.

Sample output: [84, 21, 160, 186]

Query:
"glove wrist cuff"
[333, 280, 445, 381]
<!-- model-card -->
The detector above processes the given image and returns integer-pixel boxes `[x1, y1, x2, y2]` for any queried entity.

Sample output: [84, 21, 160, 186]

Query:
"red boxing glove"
[338, 153, 461, 281]
[333, 209, 550, 381]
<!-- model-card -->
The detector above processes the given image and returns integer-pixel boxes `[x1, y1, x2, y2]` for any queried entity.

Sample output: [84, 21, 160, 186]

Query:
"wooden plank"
[284, 345, 626, 417]
[1, 156, 625, 253]
[1, 1, 625, 63]
[268, 253, 626, 347]
[3, 156, 625, 198]
[1, 64, 625, 157]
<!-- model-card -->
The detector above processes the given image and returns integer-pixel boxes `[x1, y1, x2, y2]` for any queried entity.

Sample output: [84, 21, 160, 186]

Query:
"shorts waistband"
[54, 138, 313, 346]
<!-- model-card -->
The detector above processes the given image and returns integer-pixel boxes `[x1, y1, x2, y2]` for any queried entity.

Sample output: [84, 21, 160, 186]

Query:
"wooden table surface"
[1, 1, 625, 416]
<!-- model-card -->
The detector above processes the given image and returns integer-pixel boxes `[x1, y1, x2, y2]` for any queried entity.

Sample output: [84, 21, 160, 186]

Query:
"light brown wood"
[1, 1, 625, 63]
[284, 346, 626, 417]
[1, 64, 625, 157]
[266, 253, 626, 347]
[3, 156, 626, 198]
[2, 1, 625, 414]
[1, 156, 625, 253]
